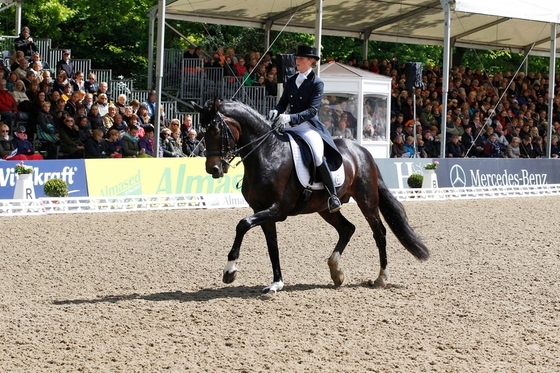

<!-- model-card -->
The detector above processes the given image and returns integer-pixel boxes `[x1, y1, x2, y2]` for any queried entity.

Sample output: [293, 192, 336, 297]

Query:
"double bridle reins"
[207, 112, 279, 167]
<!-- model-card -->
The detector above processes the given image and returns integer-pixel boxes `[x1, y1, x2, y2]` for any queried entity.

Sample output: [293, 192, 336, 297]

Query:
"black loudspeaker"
[405, 62, 423, 90]
[276, 54, 296, 83]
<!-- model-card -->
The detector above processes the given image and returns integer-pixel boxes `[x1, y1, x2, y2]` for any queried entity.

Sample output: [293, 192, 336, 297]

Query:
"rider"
[268, 45, 342, 213]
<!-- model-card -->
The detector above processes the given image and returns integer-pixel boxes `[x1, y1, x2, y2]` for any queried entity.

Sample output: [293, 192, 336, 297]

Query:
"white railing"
[2, 185, 559, 217]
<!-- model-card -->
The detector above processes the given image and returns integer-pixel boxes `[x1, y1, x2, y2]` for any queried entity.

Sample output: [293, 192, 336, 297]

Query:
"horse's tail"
[377, 177, 430, 261]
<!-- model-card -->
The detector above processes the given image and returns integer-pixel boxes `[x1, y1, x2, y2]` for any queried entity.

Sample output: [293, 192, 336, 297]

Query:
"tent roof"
[320, 62, 393, 80]
[165, 0, 560, 57]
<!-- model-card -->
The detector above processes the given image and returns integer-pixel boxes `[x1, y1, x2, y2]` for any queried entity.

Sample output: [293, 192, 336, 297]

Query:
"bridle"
[205, 111, 278, 167]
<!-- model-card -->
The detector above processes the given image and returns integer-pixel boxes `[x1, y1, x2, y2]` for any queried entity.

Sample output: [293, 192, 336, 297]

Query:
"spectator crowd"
[1, 27, 560, 161]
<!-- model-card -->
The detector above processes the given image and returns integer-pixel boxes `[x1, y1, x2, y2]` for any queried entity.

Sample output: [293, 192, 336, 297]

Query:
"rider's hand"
[277, 114, 291, 126]
[268, 109, 278, 121]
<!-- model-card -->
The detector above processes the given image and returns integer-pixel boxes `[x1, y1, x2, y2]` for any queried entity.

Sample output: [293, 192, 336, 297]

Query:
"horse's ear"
[212, 97, 221, 112]
[191, 102, 203, 113]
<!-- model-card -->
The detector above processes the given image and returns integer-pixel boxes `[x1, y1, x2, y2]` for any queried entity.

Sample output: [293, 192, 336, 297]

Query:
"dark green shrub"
[43, 178, 69, 197]
[407, 173, 423, 189]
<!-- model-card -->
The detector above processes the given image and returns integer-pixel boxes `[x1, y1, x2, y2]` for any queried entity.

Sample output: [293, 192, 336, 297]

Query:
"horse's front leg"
[223, 207, 283, 287]
[260, 222, 283, 294]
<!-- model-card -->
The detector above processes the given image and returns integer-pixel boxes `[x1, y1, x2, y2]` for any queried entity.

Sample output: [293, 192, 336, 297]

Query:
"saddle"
[286, 133, 345, 190]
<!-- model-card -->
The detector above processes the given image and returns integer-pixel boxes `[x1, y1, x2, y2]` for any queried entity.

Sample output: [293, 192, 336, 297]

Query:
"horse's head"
[192, 98, 240, 178]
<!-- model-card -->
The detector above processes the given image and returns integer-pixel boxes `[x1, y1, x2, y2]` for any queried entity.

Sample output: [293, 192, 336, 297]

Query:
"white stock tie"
[295, 73, 306, 88]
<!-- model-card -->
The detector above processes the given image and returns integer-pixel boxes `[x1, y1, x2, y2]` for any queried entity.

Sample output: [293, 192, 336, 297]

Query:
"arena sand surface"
[0, 196, 559, 372]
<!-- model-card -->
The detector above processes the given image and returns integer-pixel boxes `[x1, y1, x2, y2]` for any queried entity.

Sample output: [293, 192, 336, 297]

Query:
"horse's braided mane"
[220, 100, 271, 134]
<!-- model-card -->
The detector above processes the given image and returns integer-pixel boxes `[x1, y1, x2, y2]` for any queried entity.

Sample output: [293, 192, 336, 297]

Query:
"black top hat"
[295, 45, 319, 60]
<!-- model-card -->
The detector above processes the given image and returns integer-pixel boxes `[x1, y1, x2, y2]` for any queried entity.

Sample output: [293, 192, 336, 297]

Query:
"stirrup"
[328, 195, 342, 213]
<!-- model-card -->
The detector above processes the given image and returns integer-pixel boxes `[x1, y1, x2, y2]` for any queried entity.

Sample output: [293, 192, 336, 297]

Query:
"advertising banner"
[374, 158, 560, 189]
[0, 160, 88, 199]
[84, 158, 245, 197]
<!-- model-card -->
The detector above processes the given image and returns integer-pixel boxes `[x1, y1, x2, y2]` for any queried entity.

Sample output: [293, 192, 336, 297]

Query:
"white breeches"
[295, 121, 324, 166]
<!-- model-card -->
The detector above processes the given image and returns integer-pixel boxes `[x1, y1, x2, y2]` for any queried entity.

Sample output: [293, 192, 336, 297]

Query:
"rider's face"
[296, 56, 313, 73]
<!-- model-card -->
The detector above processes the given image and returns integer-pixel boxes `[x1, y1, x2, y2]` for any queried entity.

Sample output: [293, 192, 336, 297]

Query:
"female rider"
[268, 45, 342, 213]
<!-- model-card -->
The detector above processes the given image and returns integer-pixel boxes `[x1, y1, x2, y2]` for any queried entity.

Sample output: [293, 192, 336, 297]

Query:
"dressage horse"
[193, 98, 429, 294]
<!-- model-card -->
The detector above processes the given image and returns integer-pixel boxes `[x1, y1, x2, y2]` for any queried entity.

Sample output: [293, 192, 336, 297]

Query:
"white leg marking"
[224, 260, 238, 274]
[263, 280, 284, 294]
[379, 267, 390, 281]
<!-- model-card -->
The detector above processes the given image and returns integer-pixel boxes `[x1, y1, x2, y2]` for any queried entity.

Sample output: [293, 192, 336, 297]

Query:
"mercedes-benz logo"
[450, 164, 467, 188]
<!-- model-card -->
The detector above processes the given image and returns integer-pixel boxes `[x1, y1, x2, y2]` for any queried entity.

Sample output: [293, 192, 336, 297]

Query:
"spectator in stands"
[333, 115, 354, 140]
[143, 90, 157, 119]
[160, 127, 181, 157]
[102, 129, 123, 158]
[122, 124, 150, 158]
[446, 134, 466, 158]
[122, 105, 134, 124]
[58, 116, 84, 158]
[115, 94, 127, 115]
[154, 104, 169, 128]
[82, 93, 94, 113]
[363, 120, 375, 140]
[0, 123, 19, 160]
[85, 73, 99, 95]
[53, 71, 69, 94]
[76, 114, 92, 143]
[265, 72, 277, 96]
[14, 58, 29, 81]
[129, 99, 140, 114]
[226, 47, 238, 64]
[110, 113, 127, 138]
[183, 129, 204, 157]
[64, 91, 81, 117]
[518, 135, 533, 158]
[532, 136, 545, 158]
[404, 136, 416, 156]
[96, 82, 113, 103]
[550, 135, 560, 158]
[422, 130, 439, 157]
[391, 135, 406, 158]
[96, 93, 109, 116]
[12, 80, 30, 109]
[87, 104, 104, 135]
[51, 98, 68, 128]
[505, 136, 521, 158]
[6, 72, 18, 93]
[234, 57, 246, 77]
[419, 102, 438, 130]
[461, 124, 481, 157]
[223, 56, 237, 77]
[84, 129, 106, 158]
[31, 52, 49, 71]
[9, 51, 24, 73]
[61, 83, 73, 103]
[56, 50, 74, 79]
[137, 103, 150, 126]
[71, 71, 85, 97]
[103, 104, 117, 132]
[183, 45, 199, 59]
[180, 114, 194, 139]
[138, 125, 155, 156]
[14, 27, 38, 60]
[26, 80, 40, 104]
[0, 79, 18, 126]
[11, 125, 43, 160]
[36, 100, 58, 143]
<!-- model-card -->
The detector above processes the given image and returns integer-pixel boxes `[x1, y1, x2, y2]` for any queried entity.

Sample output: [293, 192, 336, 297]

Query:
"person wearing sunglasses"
[3, 124, 43, 160]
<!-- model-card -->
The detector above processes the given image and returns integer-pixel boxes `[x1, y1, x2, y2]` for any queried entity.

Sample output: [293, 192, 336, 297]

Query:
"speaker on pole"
[276, 54, 296, 83]
[405, 62, 423, 91]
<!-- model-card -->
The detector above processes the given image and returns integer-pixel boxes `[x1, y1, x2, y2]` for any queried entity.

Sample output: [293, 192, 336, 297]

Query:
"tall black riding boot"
[317, 160, 341, 213]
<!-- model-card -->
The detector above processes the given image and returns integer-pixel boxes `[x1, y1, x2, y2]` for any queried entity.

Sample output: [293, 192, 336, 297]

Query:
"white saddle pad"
[287, 133, 345, 191]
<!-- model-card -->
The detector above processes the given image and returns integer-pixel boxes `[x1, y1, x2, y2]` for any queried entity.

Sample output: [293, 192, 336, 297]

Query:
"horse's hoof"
[223, 270, 237, 284]
[262, 281, 284, 294]
[368, 277, 387, 289]
[332, 272, 344, 287]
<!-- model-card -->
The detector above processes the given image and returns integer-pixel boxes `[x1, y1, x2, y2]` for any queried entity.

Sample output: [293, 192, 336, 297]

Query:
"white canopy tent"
[147, 0, 560, 156]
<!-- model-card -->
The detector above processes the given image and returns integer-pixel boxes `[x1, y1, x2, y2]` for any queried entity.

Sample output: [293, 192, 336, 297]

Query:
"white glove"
[277, 114, 291, 125]
[268, 109, 279, 121]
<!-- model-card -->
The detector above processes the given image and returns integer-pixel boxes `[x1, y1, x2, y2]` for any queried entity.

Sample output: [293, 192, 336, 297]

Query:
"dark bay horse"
[193, 98, 429, 294]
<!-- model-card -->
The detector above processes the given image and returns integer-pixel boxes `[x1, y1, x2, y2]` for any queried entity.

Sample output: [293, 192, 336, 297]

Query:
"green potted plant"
[407, 173, 424, 189]
[43, 178, 69, 198]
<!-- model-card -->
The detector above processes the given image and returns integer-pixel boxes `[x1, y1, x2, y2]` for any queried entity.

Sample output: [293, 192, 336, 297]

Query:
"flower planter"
[13, 174, 36, 200]
[422, 169, 439, 189]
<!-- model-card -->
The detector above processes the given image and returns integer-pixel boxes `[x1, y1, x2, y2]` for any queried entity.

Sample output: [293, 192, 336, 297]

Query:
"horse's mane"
[219, 100, 272, 135]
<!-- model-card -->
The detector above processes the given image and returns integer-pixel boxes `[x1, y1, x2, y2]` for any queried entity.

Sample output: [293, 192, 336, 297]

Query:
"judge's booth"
[319, 63, 392, 159]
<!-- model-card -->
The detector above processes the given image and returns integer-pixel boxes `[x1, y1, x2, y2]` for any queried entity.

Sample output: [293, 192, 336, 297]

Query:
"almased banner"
[84, 158, 244, 197]
[0, 160, 88, 199]
[374, 158, 560, 189]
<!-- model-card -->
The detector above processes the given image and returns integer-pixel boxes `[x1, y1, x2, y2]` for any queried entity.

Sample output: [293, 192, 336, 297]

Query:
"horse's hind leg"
[318, 210, 356, 287]
[354, 196, 389, 288]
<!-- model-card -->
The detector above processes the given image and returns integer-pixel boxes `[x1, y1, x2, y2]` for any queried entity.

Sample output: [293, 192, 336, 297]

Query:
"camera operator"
[14, 27, 39, 60]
